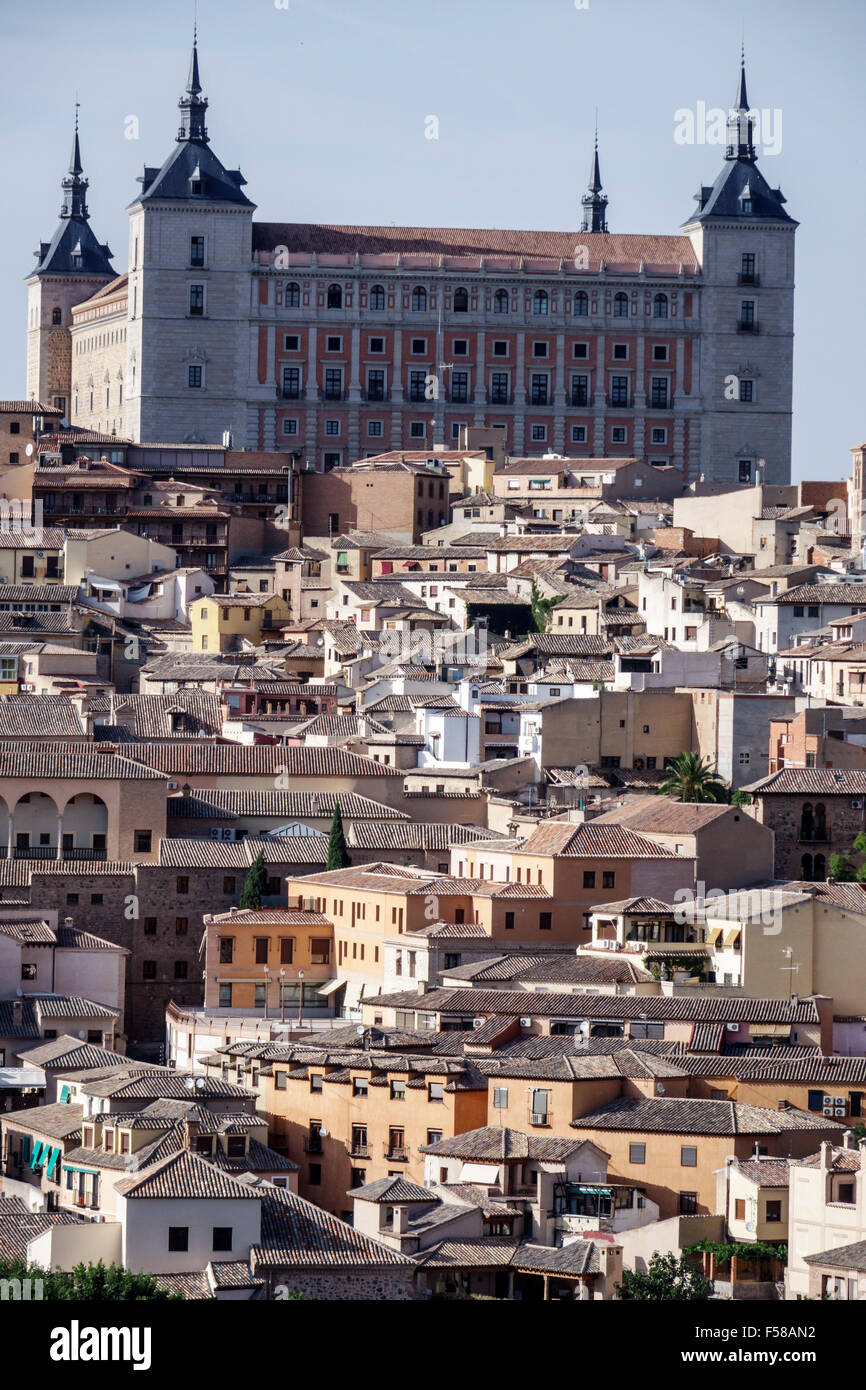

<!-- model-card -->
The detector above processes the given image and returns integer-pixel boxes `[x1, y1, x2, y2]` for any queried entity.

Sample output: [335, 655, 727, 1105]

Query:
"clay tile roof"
[115, 1148, 261, 1199]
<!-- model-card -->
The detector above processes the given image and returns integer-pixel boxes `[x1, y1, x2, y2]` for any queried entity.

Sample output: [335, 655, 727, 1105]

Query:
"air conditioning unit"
[519, 1017, 532, 1028]
[727, 1022, 740, 1033]
[472, 1018, 485, 1029]
[852, 801, 863, 810]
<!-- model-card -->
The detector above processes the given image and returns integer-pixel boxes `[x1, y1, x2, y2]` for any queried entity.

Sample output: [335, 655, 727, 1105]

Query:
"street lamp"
[297, 971, 305, 1030]
[279, 968, 286, 1024]
[263, 965, 269, 1020]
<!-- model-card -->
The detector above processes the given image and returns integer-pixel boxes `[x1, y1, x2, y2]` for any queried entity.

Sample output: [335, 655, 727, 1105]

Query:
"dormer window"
[191, 180, 203, 195]
[741, 199, 752, 214]
[225, 1135, 246, 1158]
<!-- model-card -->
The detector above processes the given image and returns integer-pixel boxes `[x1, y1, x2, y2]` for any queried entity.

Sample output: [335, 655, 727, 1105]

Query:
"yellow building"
[203, 906, 334, 1013]
[189, 592, 293, 652]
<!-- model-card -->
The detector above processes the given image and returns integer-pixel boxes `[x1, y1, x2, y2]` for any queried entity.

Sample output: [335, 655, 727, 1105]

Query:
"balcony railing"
[350, 1144, 370, 1158]
[384, 1145, 409, 1161]
[570, 391, 591, 407]
[737, 273, 760, 285]
[528, 1112, 550, 1127]
[304, 1139, 323, 1154]
[363, 387, 389, 402]
[798, 830, 829, 843]
[737, 321, 760, 334]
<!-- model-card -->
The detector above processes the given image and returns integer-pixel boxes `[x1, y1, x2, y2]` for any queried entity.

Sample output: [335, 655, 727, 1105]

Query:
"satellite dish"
[184, 1076, 196, 1090]
[356, 1025, 365, 1036]
[318, 1127, 328, 1139]
[25, 443, 34, 458]
[61, 418, 70, 429]
[657, 1083, 665, 1094]
[195, 1077, 206, 1091]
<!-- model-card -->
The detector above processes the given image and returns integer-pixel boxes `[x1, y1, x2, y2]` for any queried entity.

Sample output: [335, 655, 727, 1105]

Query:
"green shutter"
[21, 1135, 30, 1163]
[46, 1147, 61, 1180]
[59, 1084, 70, 1104]
[29, 1141, 44, 1169]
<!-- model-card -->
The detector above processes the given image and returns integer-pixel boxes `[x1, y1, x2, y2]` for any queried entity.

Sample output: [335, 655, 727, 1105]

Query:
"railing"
[529, 1113, 550, 1127]
[737, 273, 760, 285]
[280, 388, 302, 400]
[304, 1139, 323, 1154]
[737, 321, 760, 334]
[384, 1145, 409, 1161]
[798, 831, 829, 843]
[570, 391, 591, 407]
[350, 1144, 370, 1158]
[363, 387, 389, 402]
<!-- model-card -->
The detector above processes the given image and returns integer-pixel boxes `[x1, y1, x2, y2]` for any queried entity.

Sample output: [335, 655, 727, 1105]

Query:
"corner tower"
[124, 34, 255, 444]
[682, 54, 798, 485]
[25, 110, 115, 415]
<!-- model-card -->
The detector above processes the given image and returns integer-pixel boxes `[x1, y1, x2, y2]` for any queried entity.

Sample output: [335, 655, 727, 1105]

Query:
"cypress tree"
[326, 801, 351, 870]
[240, 850, 268, 908]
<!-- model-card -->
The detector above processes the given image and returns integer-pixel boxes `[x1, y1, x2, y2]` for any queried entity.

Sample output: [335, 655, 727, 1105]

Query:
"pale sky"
[1, 0, 863, 481]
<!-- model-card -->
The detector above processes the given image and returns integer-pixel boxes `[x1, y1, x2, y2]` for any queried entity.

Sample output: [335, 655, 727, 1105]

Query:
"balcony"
[528, 1112, 550, 1128]
[527, 393, 550, 407]
[279, 387, 302, 400]
[798, 830, 830, 844]
[649, 396, 672, 410]
[363, 387, 389, 402]
[304, 1138, 323, 1154]
[320, 388, 348, 402]
[569, 391, 591, 408]
[383, 1145, 409, 1162]
[488, 391, 512, 406]
[607, 393, 632, 408]
[350, 1144, 370, 1159]
[738, 273, 760, 286]
[737, 321, 760, 334]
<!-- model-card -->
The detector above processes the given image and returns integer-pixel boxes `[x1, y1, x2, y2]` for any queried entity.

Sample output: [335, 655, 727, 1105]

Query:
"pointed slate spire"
[60, 103, 89, 220]
[580, 122, 609, 233]
[177, 26, 209, 143]
[726, 48, 756, 162]
[69, 102, 83, 176]
[187, 22, 202, 96]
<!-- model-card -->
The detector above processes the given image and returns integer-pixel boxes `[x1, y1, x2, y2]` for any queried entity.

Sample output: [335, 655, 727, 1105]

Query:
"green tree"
[828, 852, 857, 882]
[326, 801, 351, 871]
[529, 578, 564, 634]
[0, 1257, 181, 1300]
[240, 850, 268, 908]
[730, 788, 752, 807]
[659, 752, 726, 803]
[616, 1252, 711, 1301]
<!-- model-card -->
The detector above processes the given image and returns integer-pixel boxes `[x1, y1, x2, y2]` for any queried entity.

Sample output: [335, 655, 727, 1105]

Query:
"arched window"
[574, 291, 589, 317]
[814, 803, 827, 839]
[285, 282, 300, 307]
[653, 293, 669, 319]
[370, 284, 385, 311]
[814, 854, 826, 881]
[800, 802, 814, 840]
[327, 283, 342, 309]
[51, 307, 62, 326]
[801, 854, 813, 881]
[533, 290, 549, 316]
[494, 289, 509, 313]
[411, 285, 427, 312]
[454, 287, 469, 312]
[613, 292, 629, 318]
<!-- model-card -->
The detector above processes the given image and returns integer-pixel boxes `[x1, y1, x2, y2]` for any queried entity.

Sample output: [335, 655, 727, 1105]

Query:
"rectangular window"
[539, 912, 552, 931]
[428, 1082, 444, 1103]
[490, 372, 509, 404]
[530, 373, 548, 405]
[212, 1226, 232, 1252]
[650, 377, 669, 408]
[187, 365, 202, 389]
[681, 1145, 698, 1167]
[493, 1087, 508, 1109]
[282, 367, 301, 399]
[734, 1198, 746, 1221]
[765, 1200, 782, 1223]
[583, 870, 596, 888]
[629, 1143, 646, 1164]
[168, 1227, 189, 1252]
[678, 1192, 698, 1215]
[610, 375, 629, 406]
[602, 871, 615, 889]
[189, 284, 204, 316]
[254, 938, 269, 964]
[190, 236, 205, 267]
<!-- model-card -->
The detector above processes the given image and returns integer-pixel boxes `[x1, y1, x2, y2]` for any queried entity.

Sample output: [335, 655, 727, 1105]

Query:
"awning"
[751, 1023, 791, 1038]
[723, 929, 741, 948]
[317, 979, 343, 998]
[342, 980, 364, 1009]
[460, 1163, 501, 1184]
[706, 927, 723, 946]
[62, 1164, 100, 1176]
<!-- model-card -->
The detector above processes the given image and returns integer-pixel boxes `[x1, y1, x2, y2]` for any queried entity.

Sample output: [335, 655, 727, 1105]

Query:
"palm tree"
[659, 752, 726, 803]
